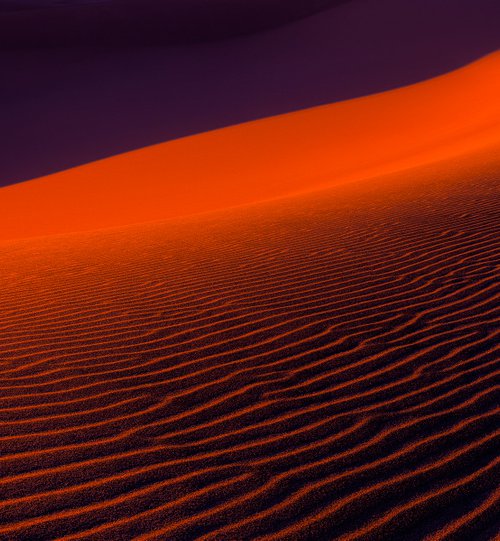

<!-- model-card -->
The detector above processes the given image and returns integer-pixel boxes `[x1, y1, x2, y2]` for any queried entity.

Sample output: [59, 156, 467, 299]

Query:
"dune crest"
[3, 0, 499, 184]
[0, 53, 500, 243]
[0, 52, 499, 242]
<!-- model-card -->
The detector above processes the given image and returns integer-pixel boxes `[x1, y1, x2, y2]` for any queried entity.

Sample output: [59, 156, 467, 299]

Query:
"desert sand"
[0, 143, 498, 538]
[0, 35, 499, 540]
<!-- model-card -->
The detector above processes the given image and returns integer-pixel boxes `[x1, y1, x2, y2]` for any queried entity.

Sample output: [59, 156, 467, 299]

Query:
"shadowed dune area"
[1, 52, 499, 241]
[0, 0, 343, 47]
[0, 143, 499, 539]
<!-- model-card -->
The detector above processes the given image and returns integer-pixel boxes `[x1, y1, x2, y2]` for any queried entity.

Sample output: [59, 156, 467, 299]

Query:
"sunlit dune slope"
[0, 147, 498, 539]
[1, 52, 499, 242]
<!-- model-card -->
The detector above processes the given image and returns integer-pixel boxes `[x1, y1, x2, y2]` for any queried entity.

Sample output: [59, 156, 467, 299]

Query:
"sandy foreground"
[0, 139, 499, 538]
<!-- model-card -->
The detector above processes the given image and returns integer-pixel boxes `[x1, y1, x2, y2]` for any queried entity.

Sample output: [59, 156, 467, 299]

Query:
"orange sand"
[0, 52, 499, 241]
[0, 146, 498, 538]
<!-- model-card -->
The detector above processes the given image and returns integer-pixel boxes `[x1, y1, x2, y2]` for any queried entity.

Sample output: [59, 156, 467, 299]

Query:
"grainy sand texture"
[0, 145, 498, 539]
[0, 2, 499, 540]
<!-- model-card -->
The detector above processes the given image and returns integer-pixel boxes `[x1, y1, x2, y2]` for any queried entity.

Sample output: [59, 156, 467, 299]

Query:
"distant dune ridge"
[0, 142, 498, 538]
[0, 0, 343, 47]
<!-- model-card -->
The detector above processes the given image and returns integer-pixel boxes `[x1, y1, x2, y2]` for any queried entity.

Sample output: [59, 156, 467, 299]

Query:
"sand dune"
[1, 52, 499, 242]
[0, 143, 498, 539]
[2, 0, 500, 185]
[1, 23, 499, 538]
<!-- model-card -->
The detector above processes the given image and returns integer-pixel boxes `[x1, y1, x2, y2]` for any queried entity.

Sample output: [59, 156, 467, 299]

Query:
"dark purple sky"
[1, 0, 499, 186]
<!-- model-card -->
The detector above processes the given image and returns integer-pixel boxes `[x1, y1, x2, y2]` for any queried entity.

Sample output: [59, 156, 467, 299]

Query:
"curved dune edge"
[1, 52, 499, 242]
[3, 0, 499, 186]
[0, 0, 344, 47]
[0, 145, 498, 539]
